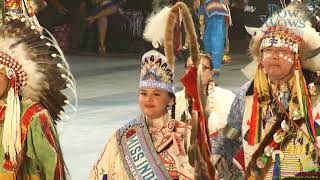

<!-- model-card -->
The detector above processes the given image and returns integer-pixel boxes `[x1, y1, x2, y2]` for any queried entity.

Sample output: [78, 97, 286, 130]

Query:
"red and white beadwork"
[0, 52, 27, 87]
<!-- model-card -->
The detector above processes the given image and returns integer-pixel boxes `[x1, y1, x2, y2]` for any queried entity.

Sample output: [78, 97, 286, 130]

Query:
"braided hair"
[169, 92, 176, 119]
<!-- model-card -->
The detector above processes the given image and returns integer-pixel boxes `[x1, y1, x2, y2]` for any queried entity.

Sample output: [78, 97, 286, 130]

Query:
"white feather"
[245, 26, 259, 36]
[143, 6, 172, 48]
[0, 37, 47, 101]
[208, 87, 235, 135]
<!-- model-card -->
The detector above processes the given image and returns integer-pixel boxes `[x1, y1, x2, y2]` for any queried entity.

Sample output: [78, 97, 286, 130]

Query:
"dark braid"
[169, 92, 176, 119]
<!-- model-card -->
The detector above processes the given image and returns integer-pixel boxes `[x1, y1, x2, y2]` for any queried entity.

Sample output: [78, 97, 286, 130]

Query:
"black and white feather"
[0, 16, 77, 122]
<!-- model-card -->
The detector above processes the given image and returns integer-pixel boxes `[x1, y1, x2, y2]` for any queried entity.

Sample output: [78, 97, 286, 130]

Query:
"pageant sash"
[116, 116, 173, 180]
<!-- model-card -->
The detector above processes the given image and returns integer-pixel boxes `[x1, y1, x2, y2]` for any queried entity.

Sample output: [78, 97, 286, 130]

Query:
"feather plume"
[143, 7, 171, 48]
[0, 17, 77, 122]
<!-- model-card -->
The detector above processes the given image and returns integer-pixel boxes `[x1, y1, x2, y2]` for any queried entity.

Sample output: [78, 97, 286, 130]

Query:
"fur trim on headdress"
[162, 2, 215, 178]
[245, 2, 320, 79]
[164, 2, 199, 70]
[143, 2, 199, 70]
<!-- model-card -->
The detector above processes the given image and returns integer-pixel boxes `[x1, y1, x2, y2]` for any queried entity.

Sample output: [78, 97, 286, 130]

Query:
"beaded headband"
[0, 52, 27, 87]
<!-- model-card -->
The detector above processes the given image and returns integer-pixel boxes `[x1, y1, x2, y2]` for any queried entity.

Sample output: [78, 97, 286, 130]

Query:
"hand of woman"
[86, 16, 96, 24]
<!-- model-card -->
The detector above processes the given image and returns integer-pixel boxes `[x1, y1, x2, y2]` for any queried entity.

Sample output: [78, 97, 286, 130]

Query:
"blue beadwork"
[272, 154, 281, 180]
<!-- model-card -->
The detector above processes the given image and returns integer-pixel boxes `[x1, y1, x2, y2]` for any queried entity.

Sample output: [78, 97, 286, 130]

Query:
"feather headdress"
[0, 0, 77, 165]
[242, 2, 320, 178]
[244, 2, 320, 78]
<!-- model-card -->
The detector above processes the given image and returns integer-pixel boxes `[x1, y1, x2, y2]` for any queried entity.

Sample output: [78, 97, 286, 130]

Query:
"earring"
[168, 101, 174, 107]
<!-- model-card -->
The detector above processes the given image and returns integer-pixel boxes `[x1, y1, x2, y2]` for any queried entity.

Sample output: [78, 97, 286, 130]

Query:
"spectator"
[86, 0, 127, 55]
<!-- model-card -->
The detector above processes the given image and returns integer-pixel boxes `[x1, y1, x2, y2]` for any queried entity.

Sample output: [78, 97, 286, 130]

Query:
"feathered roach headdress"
[0, 0, 77, 165]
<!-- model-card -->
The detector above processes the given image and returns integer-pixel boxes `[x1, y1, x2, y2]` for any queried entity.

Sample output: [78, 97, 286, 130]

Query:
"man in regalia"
[213, 2, 320, 179]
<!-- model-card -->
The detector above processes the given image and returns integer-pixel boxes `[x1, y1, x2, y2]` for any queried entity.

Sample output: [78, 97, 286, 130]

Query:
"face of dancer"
[185, 55, 213, 86]
[262, 47, 295, 82]
[0, 72, 9, 100]
[139, 88, 172, 119]
[193, 0, 200, 9]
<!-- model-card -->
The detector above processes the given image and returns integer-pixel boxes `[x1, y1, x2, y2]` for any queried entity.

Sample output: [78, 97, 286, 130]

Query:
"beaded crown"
[139, 50, 174, 93]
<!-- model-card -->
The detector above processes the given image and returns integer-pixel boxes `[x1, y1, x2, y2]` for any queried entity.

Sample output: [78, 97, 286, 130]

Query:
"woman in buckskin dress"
[89, 50, 195, 180]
